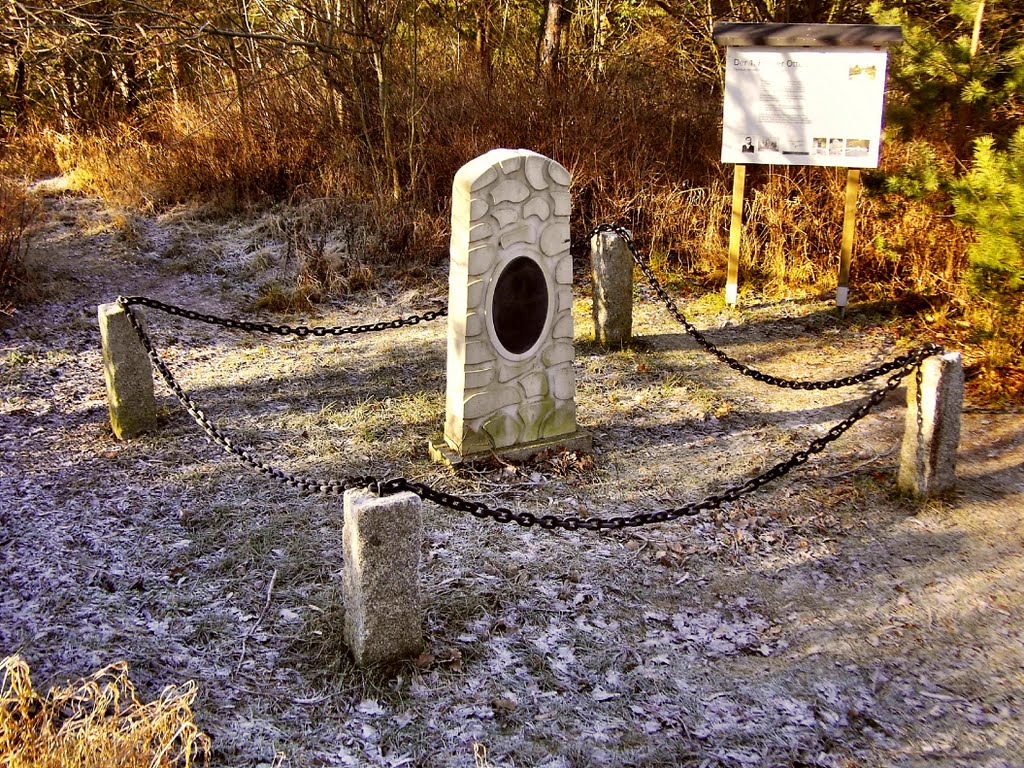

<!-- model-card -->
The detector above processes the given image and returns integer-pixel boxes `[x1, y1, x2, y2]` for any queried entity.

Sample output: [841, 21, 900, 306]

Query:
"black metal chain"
[117, 298, 934, 532]
[378, 343, 932, 529]
[118, 298, 381, 496]
[118, 295, 447, 338]
[586, 224, 944, 390]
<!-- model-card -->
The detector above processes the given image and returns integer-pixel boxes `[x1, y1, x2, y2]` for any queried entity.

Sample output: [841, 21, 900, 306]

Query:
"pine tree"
[874, 0, 1024, 155]
[951, 128, 1024, 296]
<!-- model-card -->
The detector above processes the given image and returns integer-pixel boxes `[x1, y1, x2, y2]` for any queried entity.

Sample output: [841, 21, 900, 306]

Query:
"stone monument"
[430, 149, 591, 464]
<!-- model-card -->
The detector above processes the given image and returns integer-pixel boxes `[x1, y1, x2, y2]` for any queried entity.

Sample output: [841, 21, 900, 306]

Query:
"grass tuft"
[0, 655, 210, 768]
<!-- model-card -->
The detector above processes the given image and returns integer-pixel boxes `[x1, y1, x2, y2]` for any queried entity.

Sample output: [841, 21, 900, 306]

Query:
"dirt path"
[2, 189, 1022, 767]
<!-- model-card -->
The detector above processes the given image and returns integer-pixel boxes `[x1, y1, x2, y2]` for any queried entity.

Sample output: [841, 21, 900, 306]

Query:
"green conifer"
[951, 128, 1024, 296]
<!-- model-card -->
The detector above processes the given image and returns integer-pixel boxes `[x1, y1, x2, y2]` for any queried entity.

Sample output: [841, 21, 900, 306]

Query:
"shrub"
[0, 178, 36, 315]
[950, 128, 1024, 364]
[952, 129, 1024, 294]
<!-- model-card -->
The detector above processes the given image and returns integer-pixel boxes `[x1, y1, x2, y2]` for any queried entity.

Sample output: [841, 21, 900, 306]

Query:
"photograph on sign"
[721, 46, 889, 168]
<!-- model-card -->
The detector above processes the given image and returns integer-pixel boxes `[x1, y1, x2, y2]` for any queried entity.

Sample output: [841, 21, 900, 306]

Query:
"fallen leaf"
[357, 699, 386, 716]
[492, 698, 516, 713]
[414, 652, 435, 669]
[437, 648, 463, 671]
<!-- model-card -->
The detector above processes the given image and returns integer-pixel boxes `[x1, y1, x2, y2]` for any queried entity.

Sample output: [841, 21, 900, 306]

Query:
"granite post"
[898, 351, 964, 498]
[591, 230, 633, 347]
[342, 489, 424, 666]
[98, 302, 157, 439]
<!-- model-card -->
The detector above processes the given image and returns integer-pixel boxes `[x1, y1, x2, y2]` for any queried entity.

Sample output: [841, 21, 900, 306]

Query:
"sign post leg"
[837, 168, 861, 312]
[726, 164, 745, 306]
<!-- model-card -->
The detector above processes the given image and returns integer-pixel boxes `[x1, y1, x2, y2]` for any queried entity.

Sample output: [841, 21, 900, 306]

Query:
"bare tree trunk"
[372, 47, 402, 201]
[96, 36, 117, 116]
[970, 0, 985, 58]
[953, 0, 987, 159]
[171, 47, 196, 104]
[123, 51, 140, 112]
[408, 1, 421, 205]
[539, 0, 573, 86]
[475, 5, 492, 83]
[227, 37, 249, 120]
[12, 55, 26, 124]
[62, 54, 78, 126]
[594, 7, 610, 79]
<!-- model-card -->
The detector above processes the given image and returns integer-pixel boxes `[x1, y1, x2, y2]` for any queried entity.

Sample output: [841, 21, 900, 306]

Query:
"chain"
[586, 224, 944, 390]
[119, 299, 380, 496]
[118, 295, 447, 338]
[381, 343, 932, 529]
[118, 299, 934, 532]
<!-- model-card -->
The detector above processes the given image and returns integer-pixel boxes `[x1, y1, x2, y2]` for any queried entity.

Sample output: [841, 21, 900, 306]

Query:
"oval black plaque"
[492, 257, 548, 355]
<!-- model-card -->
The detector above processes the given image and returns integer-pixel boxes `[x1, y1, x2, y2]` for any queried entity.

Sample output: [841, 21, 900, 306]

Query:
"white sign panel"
[721, 46, 888, 168]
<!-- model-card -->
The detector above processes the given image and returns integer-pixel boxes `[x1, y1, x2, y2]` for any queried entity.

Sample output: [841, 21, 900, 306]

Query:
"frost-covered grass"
[2, 194, 1022, 767]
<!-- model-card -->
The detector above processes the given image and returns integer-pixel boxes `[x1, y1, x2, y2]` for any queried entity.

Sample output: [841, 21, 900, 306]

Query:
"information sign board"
[721, 46, 889, 168]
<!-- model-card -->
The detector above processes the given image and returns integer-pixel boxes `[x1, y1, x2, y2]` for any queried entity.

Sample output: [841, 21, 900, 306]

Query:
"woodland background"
[1, 0, 1022, 394]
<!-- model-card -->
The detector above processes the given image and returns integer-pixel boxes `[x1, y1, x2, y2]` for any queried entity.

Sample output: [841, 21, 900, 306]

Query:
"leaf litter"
[0, 191, 1022, 766]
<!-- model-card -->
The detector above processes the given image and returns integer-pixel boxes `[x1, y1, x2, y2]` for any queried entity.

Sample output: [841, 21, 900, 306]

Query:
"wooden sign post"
[726, 164, 746, 306]
[837, 168, 862, 311]
[713, 23, 902, 308]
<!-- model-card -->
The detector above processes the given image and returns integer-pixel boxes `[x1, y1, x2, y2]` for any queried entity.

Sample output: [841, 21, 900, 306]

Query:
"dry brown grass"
[45, 85, 343, 211]
[23, 65, 1012, 372]
[32, 69, 968, 305]
[0, 655, 210, 768]
[612, 159, 971, 308]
